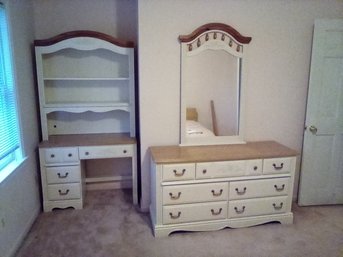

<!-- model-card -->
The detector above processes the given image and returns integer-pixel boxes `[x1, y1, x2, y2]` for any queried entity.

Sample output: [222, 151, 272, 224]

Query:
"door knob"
[308, 125, 318, 134]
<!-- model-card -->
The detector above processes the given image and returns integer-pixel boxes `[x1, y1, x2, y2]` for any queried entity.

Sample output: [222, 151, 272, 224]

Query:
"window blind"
[0, 3, 20, 164]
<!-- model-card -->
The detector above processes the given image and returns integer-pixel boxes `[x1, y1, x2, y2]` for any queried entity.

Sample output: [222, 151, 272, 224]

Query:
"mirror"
[179, 23, 251, 145]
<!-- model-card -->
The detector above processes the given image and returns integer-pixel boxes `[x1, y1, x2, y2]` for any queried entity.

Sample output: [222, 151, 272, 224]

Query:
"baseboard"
[8, 206, 40, 257]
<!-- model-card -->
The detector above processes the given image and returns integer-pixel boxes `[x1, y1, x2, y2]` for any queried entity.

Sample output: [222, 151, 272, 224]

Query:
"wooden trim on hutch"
[179, 23, 252, 44]
[34, 30, 134, 48]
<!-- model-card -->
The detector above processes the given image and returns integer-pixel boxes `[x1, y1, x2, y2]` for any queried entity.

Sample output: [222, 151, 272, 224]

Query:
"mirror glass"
[179, 24, 251, 145]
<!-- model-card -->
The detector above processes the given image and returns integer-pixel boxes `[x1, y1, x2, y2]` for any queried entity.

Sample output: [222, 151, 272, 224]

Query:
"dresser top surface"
[39, 133, 136, 148]
[150, 141, 298, 164]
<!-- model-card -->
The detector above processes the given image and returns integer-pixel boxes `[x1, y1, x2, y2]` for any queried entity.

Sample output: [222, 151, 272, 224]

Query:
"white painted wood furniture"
[150, 141, 298, 237]
[35, 31, 137, 211]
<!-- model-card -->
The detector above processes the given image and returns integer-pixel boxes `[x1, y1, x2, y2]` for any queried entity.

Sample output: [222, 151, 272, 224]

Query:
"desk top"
[39, 133, 136, 148]
[150, 141, 298, 164]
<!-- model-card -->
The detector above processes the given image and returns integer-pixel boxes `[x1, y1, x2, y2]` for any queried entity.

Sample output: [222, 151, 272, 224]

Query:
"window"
[0, 2, 23, 182]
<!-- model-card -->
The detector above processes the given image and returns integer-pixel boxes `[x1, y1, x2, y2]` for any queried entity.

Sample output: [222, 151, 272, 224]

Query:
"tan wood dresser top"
[150, 141, 298, 164]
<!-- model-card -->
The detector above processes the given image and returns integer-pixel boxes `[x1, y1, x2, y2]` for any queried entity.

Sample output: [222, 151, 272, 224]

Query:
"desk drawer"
[79, 145, 133, 159]
[43, 147, 79, 164]
[163, 182, 228, 205]
[228, 196, 289, 218]
[47, 183, 81, 200]
[229, 177, 290, 200]
[163, 201, 227, 224]
[162, 163, 195, 182]
[46, 166, 81, 184]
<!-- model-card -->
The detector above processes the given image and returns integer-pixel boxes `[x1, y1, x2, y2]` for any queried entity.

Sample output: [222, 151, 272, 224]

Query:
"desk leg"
[132, 145, 138, 205]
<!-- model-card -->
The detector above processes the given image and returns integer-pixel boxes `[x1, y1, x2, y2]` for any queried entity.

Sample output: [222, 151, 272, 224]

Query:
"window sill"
[0, 156, 27, 184]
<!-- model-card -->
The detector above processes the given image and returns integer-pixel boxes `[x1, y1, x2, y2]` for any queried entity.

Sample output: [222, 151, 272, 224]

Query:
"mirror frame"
[179, 23, 252, 146]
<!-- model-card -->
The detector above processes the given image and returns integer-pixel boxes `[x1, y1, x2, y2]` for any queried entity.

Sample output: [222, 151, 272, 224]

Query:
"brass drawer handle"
[235, 187, 247, 195]
[169, 211, 181, 219]
[58, 189, 70, 196]
[169, 192, 181, 200]
[57, 172, 69, 179]
[274, 184, 285, 192]
[211, 189, 223, 196]
[273, 163, 284, 170]
[211, 208, 222, 216]
[173, 169, 186, 177]
[273, 202, 284, 210]
[234, 206, 246, 214]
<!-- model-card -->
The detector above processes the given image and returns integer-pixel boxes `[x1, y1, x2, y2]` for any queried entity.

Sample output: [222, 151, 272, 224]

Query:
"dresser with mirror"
[149, 23, 298, 237]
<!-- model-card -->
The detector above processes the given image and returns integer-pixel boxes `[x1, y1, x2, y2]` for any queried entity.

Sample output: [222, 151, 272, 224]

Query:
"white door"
[298, 19, 343, 206]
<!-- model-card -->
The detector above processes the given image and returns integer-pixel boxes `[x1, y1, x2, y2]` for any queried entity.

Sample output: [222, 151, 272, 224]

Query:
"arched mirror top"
[179, 23, 251, 57]
[179, 23, 251, 146]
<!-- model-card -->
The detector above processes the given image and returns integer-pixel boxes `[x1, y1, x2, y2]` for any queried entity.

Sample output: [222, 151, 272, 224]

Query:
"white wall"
[138, 0, 343, 210]
[0, 1, 41, 257]
[33, 0, 137, 41]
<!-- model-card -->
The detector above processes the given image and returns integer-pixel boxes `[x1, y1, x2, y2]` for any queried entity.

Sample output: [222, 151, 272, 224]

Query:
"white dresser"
[150, 141, 298, 237]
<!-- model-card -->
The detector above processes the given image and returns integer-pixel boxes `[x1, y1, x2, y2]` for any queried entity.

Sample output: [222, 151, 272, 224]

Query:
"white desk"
[39, 133, 137, 212]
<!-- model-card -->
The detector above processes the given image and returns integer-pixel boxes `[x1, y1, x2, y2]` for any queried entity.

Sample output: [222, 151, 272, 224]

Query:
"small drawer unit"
[39, 147, 84, 212]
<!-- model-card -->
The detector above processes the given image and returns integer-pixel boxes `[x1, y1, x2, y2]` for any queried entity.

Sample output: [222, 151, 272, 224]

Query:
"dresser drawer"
[163, 201, 227, 224]
[79, 144, 133, 159]
[229, 177, 290, 200]
[43, 147, 79, 164]
[162, 163, 195, 182]
[46, 166, 81, 184]
[228, 196, 289, 218]
[163, 182, 228, 205]
[47, 183, 81, 200]
[263, 157, 292, 174]
[196, 159, 262, 179]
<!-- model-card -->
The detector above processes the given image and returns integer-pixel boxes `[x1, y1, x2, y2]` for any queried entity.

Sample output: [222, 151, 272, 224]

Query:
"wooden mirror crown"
[179, 23, 251, 146]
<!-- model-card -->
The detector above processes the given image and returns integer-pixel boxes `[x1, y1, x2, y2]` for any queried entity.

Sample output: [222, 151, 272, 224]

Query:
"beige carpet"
[15, 189, 343, 257]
